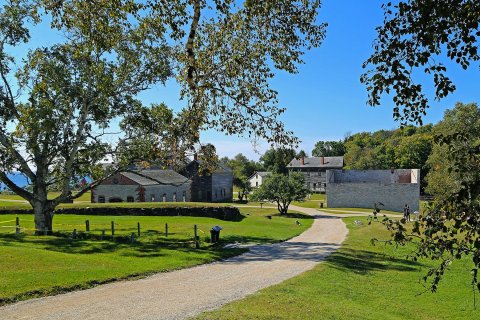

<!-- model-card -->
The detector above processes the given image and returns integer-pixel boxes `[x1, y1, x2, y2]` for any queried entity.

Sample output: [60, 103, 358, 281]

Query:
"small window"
[127, 196, 134, 202]
[173, 192, 177, 202]
[162, 193, 167, 202]
[183, 191, 186, 202]
[313, 183, 317, 190]
[256, 181, 258, 187]
[256, 174, 258, 179]
[98, 196, 105, 203]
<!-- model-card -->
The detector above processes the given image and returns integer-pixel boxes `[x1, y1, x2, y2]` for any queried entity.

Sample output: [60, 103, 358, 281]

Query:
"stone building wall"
[326, 169, 420, 212]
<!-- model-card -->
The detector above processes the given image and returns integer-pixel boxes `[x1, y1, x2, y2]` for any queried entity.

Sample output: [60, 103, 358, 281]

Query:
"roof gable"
[288, 156, 344, 168]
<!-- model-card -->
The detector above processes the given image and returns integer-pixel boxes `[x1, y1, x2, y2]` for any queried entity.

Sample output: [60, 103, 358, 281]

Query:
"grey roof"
[248, 171, 270, 179]
[120, 172, 158, 186]
[138, 169, 189, 185]
[121, 170, 189, 186]
[288, 156, 344, 168]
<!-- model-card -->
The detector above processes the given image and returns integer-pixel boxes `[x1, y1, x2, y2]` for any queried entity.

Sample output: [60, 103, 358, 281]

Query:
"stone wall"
[326, 169, 420, 212]
[212, 172, 233, 202]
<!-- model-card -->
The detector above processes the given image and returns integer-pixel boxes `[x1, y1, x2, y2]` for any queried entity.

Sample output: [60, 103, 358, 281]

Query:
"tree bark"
[33, 201, 54, 235]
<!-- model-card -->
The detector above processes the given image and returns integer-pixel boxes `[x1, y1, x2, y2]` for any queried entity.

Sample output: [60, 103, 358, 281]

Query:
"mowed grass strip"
[196, 217, 479, 320]
[0, 207, 312, 304]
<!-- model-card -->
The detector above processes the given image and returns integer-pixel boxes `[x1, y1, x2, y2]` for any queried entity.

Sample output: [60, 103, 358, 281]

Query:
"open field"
[197, 216, 478, 320]
[0, 207, 312, 304]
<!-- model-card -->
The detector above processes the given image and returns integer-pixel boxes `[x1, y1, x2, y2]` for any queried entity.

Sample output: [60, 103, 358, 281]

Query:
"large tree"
[259, 148, 296, 174]
[1, 0, 327, 234]
[0, 0, 169, 234]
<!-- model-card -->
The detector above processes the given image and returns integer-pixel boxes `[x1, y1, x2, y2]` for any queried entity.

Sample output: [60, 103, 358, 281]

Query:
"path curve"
[0, 205, 348, 320]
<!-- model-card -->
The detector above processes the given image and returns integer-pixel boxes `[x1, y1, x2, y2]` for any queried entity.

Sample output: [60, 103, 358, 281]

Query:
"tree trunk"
[33, 200, 54, 235]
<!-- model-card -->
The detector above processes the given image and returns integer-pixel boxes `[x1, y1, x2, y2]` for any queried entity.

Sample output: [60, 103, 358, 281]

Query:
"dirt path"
[0, 205, 348, 320]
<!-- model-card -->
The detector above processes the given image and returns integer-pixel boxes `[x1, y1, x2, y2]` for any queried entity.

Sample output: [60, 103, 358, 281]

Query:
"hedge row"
[0, 206, 242, 221]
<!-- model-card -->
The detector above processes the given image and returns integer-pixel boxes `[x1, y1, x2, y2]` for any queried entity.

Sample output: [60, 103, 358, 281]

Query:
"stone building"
[326, 169, 420, 212]
[91, 170, 191, 203]
[287, 156, 344, 193]
[248, 171, 270, 188]
[180, 159, 233, 202]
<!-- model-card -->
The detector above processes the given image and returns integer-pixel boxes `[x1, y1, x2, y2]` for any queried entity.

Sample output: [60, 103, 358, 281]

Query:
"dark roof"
[120, 170, 189, 186]
[248, 171, 270, 180]
[137, 169, 190, 185]
[184, 160, 233, 174]
[121, 172, 159, 186]
[288, 156, 344, 168]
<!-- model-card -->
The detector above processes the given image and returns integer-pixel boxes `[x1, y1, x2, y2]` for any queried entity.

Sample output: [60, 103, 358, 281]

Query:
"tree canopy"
[0, 0, 327, 233]
[251, 172, 308, 215]
[362, 0, 480, 125]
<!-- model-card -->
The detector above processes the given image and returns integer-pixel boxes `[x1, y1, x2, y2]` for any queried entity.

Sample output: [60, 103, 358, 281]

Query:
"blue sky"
[9, 0, 480, 161]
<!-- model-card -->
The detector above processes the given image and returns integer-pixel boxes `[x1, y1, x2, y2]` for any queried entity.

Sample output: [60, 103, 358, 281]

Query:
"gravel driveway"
[0, 205, 348, 320]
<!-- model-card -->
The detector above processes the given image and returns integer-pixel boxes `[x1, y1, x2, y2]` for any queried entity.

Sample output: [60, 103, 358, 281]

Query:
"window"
[98, 196, 105, 203]
[151, 194, 155, 202]
[127, 196, 134, 202]
[173, 192, 177, 202]
[183, 191, 187, 202]
[313, 183, 317, 190]
[256, 174, 258, 179]
[162, 193, 167, 202]
[256, 181, 258, 187]
[307, 182, 311, 189]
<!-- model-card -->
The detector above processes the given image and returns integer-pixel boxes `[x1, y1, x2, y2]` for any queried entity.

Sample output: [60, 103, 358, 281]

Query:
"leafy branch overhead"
[361, 1, 480, 125]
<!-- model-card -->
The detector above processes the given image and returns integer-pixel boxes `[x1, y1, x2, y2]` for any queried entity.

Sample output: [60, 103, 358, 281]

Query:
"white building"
[248, 172, 270, 188]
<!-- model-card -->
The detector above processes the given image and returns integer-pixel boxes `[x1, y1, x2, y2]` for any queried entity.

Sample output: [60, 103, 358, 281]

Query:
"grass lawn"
[197, 217, 479, 320]
[0, 207, 312, 304]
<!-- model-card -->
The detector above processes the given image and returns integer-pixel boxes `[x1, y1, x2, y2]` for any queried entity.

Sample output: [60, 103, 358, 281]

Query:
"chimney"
[301, 157, 305, 165]
[193, 153, 198, 161]
[321, 156, 325, 165]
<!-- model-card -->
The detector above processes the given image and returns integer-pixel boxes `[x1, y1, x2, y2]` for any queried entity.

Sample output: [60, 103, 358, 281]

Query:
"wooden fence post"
[111, 221, 115, 237]
[194, 224, 199, 249]
[85, 219, 90, 232]
[137, 222, 141, 237]
[101, 229, 105, 240]
[15, 217, 20, 235]
[73, 229, 77, 240]
[165, 223, 168, 237]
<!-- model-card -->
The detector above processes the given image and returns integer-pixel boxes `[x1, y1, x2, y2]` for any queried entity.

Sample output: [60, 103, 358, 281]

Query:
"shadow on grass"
[273, 212, 315, 219]
[326, 248, 423, 275]
[0, 230, 274, 257]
